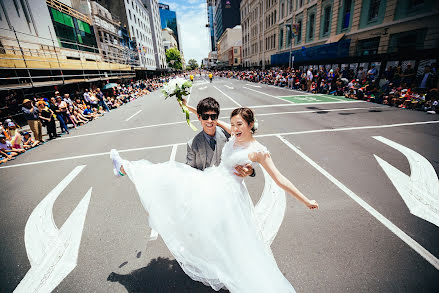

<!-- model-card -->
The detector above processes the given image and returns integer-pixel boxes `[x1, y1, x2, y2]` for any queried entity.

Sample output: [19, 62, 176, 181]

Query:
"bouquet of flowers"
[162, 77, 197, 131]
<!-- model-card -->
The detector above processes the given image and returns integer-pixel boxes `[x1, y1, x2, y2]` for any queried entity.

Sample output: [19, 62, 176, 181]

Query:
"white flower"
[253, 119, 259, 132]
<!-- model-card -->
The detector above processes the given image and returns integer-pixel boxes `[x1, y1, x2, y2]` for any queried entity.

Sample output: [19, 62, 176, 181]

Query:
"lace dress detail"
[120, 136, 295, 292]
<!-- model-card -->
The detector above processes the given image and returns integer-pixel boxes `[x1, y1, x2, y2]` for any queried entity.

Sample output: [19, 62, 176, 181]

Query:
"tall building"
[214, 0, 242, 44]
[206, 0, 216, 51]
[100, 0, 157, 70]
[158, 3, 182, 52]
[142, 0, 167, 70]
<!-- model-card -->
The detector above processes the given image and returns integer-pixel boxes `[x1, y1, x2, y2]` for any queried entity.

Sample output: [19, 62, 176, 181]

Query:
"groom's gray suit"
[186, 126, 230, 170]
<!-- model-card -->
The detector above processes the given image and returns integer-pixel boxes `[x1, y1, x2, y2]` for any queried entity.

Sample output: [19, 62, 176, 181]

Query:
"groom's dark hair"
[197, 97, 220, 115]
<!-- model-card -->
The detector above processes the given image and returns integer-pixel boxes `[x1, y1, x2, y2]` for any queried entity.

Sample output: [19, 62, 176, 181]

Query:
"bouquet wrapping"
[162, 78, 197, 131]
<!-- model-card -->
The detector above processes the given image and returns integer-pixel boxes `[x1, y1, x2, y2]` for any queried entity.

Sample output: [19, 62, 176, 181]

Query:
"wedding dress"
[116, 136, 295, 292]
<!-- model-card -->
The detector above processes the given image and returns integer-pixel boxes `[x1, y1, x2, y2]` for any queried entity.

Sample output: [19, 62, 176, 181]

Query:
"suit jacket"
[186, 127, 230, 170]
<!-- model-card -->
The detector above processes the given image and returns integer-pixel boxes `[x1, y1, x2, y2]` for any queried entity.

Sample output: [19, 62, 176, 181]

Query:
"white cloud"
[165, 1, 210, 65]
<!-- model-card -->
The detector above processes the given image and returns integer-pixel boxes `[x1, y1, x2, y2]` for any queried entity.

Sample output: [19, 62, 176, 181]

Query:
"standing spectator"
[21, 99, 43, 142]
[419, 65, 437, 92]
[306, 67, 313, 92]
[367, 64, 377, 82]
[49, 97, 69, 134]
[83, 89, 91, 105]
[37, 100, 57, 139]
[402, 64, 415, 87]
[96, 88, 110, 112]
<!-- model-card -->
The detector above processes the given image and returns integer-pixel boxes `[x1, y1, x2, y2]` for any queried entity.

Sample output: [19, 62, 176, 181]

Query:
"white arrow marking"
[199, 86, 207, 90]
[14, 166, 92, 293]
[373, 136, 439, 227]
[224, 85, 234, 89]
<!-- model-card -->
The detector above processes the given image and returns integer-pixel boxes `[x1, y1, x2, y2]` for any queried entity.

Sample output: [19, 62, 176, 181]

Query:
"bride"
[110, 105, 319, 292]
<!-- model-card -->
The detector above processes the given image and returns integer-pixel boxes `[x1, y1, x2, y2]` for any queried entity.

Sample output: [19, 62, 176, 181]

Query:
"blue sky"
[163, 0, 210, 65]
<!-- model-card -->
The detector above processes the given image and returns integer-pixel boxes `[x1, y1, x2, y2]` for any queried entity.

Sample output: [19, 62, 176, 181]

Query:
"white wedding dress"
[119, 136, 295, 292]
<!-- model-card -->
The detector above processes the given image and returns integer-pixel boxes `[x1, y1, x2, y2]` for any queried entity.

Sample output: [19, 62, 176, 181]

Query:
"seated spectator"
[22, 132, 39, 149]
[0, 134, 25, 157]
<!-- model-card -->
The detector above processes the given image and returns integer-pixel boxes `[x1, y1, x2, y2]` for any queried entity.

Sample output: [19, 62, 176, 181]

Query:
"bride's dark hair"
[230, 108, 256, 133]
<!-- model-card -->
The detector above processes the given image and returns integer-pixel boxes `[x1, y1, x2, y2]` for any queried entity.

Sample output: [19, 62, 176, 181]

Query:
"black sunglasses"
[200, 113, 218, 120]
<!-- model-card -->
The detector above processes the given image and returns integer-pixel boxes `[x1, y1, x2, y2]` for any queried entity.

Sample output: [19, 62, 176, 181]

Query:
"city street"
[1, 77, 438, 292]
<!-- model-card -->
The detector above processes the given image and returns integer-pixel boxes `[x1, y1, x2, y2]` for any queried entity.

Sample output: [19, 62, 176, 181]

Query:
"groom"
[186, 97, 254, 177]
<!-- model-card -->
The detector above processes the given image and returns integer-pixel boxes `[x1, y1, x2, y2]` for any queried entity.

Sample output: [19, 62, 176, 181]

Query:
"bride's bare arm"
[182, 98, 232, 134]
[249, 151, 319, 210]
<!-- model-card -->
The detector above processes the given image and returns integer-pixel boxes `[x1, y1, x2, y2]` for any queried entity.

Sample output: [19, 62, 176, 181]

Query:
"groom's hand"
[234, 164, 254, 177]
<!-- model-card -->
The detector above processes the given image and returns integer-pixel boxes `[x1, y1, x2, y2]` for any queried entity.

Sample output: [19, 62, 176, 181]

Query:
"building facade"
[214, 0, 242, 43]
[241, 0, 279, 68]
[142, 0, 167, 70]
[217, 25, 242, 67]
[241, 0, 439, 74]
[162, 27, 178, 51]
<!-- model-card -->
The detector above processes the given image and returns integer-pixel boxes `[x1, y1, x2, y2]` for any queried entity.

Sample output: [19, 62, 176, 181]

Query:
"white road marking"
[213, 85, 242, 107]
[55, 120, 189, 141]
[199, 86, 207, 90]
[277, 135, 439, 270]
[254, 106, 385, 117]
[14, 166, 92, 292]
[125, 110, 142, 122]
[222, 100, 365, 110]
[243, 86, 296, 104]
[170, 144, 178, 161]
[373, 136, 439, 227]
[0, 144, 181, 169]
[224, 85, 234, 89]
[246, 84, 261, 88]
[256, 120, 439, 138]
[2, 120, 438, 169]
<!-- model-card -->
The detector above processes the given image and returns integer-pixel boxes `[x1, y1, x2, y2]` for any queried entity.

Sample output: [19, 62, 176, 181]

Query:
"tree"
[187, 59, 199, 70]
[166, 47, 182, 70]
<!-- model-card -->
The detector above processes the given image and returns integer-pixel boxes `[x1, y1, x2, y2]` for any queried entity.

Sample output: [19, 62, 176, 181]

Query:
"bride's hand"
[306, 200, 319, 210]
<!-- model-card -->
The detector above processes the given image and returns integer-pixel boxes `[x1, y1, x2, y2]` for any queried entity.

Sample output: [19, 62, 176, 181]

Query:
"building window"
[281, 3, 284, 19]
[298, 0, 304, 9]
[279, 28, 283, 48]
[234, 48, 238, 53]
[234, 58, 238, 63]
[357, 37, 380, 56]
[308, 14, 315, 40]
[323, 6, 331, 35]
[409, 0, 424, 9]
[297, 20, 302, 43]
[368, 0, 380, 22]
[342, 0, 352, 29]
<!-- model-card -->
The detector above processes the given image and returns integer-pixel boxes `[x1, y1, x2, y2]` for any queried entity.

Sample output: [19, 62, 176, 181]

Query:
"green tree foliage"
[166, 47, 182, 70]
[187, 59, 199, 70]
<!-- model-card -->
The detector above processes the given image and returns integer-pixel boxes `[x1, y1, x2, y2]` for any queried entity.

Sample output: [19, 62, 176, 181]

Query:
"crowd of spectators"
[214, 62, 438, 114]
[0, 77, 169, 164]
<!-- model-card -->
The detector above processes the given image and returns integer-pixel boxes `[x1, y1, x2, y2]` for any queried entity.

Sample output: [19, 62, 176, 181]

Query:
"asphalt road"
[1, 76, 438, 292]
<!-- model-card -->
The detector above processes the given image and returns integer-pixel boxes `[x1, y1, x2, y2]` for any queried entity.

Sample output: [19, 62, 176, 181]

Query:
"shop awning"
[325, 33, 345, 44]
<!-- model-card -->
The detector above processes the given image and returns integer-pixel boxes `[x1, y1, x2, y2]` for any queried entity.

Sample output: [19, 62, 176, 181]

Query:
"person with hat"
[22, 131, 39, 149]
[0, 133, 24, 157]
[21, 98, 43, 142]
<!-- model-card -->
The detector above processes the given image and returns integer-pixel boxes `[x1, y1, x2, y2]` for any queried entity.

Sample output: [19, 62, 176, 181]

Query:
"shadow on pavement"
[107, 257, 229, 292]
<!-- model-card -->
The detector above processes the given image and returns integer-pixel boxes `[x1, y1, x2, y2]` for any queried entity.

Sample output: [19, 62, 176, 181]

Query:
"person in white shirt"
[306, 67, 313, 92]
